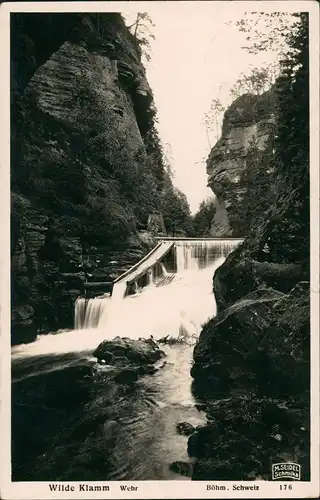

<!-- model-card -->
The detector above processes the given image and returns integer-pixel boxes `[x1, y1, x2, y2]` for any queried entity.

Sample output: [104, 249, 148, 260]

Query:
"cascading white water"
[160, 262, 168, 276]
[11, 238, 242, 484]
[75, 297, 103, 330]
[75, 239, 242, 341]
[146, 267, 154, 286]
[175, 239, 242, 272]
[112, 281, 127, 301]
[11, 239, 241, 358]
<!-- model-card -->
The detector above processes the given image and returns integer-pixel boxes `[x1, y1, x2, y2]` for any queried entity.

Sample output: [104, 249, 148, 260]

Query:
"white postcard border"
[0, 2, 319, 499]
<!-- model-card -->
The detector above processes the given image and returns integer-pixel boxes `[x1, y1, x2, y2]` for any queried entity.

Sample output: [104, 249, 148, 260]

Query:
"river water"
[11, 239, 241, 481]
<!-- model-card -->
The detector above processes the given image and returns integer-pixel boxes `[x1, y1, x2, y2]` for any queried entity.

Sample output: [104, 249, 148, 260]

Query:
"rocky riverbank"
[188, 168, 310, 479]
[189, 281, 310, 480]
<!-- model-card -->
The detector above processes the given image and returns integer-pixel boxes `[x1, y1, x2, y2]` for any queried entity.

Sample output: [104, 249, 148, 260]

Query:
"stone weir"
[84, 241, 174, 298]
[84, 238, 243, 300]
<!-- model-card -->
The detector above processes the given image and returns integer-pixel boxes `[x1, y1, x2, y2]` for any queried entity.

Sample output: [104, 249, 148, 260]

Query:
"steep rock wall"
[11, 14, 161, 344]
[206, 91, 276, 236]
[190, 199, 310, 479]
[191, 68, 310, 479]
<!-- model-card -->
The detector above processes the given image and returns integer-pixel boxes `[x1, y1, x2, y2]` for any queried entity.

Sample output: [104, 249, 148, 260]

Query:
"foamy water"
[11, 238, 242, 481]
[12, 240, 241, 360]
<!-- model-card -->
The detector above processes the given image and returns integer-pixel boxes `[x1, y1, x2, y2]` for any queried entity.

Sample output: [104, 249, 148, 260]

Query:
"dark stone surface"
[94, 336, 165, 367]
[187, 395, 310, 481]
[213, 256, 308, 312]
[12, 356, 95, 480]
[190, 277, 310, 480]
[191, 288, 285, 396]
[11, 13, 158, 344]
[114, 367, 139, 384]
[169, 461, 193, 477]
[176, 421, 196, 436]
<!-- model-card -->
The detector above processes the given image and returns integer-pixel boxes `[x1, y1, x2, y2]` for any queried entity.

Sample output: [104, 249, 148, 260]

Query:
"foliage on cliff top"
[192, 198, 217, 237]
[206, 13, 309, 252]
[221, 13, 309, 261]
[257, 12, 309, 263]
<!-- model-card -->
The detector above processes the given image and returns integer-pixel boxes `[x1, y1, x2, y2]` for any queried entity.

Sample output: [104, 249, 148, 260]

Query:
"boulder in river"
[93, 337, 165, 370]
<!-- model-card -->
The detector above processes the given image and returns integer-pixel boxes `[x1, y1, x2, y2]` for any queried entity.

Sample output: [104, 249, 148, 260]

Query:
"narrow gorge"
[10, 11, 310, 484]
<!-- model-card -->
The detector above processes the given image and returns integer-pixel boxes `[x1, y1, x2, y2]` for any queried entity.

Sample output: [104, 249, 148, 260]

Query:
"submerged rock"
[169, 461, 193, 477]
[176, 422, 196, 436]
[137, 364, 158, 375]
[157, 334, 195, 345]
[114, 368, 139, 384]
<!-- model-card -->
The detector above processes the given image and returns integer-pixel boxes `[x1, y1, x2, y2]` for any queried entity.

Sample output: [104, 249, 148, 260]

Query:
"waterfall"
[112, 281, 127, 301]
[75, 297, 104, 330]
[11, 239, 242, 358]
[160, 263, 168, 276]
[146, 267, 154, 286]
[74, 239, 242, 341]
[175, 239, 242, 273]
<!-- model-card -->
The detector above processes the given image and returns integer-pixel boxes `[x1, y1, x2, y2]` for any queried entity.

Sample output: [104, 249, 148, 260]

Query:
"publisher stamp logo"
[272, 462, 301, 480]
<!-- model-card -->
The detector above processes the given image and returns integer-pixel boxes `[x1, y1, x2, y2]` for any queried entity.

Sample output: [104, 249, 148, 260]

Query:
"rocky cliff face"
[189, 209, 310, 479]
[206, 91, 276, 236]
[190, 99, 310, 480]
[11, 13, 163, 344]
[191, 35, 310, 477]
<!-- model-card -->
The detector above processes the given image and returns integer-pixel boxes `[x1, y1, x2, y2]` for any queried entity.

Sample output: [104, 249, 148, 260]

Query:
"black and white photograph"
[1, 1, 319, 498]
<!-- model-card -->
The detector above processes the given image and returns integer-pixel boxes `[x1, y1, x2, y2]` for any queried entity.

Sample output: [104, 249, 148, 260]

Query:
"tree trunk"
[133, 14, 140, 39]
[205, 127, 212, 149]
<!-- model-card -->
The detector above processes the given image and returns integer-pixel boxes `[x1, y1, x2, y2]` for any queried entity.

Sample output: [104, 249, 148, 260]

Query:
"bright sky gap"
[125, 7, 290, 213]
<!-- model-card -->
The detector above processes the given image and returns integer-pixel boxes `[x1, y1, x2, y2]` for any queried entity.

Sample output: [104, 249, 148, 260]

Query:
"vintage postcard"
[0, 1, 319, 499]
